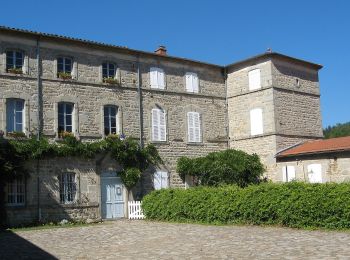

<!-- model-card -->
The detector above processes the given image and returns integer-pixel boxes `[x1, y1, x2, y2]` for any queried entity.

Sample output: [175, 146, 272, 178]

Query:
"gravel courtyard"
[1, 220, 350, 259]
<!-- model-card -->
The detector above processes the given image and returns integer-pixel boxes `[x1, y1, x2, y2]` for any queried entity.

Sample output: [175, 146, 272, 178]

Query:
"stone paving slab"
[1, 220, 350, 259]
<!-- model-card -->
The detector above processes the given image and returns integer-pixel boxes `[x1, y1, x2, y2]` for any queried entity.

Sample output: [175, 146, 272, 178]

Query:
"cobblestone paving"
[2, 220, 350, 259]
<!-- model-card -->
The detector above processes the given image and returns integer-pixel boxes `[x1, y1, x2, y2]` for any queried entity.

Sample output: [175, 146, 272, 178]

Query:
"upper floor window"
[282, 166, 296, 182]
[57, 57, 72, 77]
[6, 177, 25, 206]
[104, 105, 118, 136]
[59, 173, 76, 204]
[6, 98, 24, 133]
[248, 69, 261, 91]
[58, 102, 74, 134]
[6, 50, 24, 73]
[151, 108, 166, 141]
[250, 108, 263, 136]
[150, 67, 165, 89]
[154, 171, 169, 190]
[102, 62, 116, 79]
[187, 112, 201, 143]
[185, 72, 199, 93]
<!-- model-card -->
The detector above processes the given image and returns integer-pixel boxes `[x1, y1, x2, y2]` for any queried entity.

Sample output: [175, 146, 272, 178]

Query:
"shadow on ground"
[0, 230, 57, 260]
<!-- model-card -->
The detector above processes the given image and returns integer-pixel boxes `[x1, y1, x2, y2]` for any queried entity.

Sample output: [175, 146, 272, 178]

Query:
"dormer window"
[6, 50, 24, 74]
[57, 57, 72, 79]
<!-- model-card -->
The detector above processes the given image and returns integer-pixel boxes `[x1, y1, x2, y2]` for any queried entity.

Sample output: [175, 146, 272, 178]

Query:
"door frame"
[100, 172, 127, 219]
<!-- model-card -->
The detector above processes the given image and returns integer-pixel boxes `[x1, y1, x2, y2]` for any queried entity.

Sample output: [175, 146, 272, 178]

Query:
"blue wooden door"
[101, 176, 124, 219]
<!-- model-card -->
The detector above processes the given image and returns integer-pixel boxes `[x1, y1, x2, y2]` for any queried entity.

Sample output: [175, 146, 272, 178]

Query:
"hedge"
[142, 182, 350, 229]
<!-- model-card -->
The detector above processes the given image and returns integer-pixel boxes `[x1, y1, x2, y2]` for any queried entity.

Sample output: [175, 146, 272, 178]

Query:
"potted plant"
[7, 68, 23, 74]
[6, 131, 26, 139]
[103, 77, 120, 85]
[57, 72, 72, 80]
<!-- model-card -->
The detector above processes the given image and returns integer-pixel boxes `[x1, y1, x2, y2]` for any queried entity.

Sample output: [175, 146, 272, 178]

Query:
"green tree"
[323, 122, 350, 139]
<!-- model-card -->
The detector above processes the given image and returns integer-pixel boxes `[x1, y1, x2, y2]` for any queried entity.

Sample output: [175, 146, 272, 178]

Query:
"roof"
[0, 25, 322, 70]
[277, 136, 350, 158]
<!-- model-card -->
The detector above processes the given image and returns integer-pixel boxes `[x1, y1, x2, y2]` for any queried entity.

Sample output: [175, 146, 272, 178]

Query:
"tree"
[323, 122, 350, 139]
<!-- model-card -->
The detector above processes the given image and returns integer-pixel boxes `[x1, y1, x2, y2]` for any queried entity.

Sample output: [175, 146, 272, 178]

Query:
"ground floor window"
[282, 165, 296, 182]
[307, 164, 322, 183]
[6, 177, 25, 205]
[154, 171, 168, 190]
[59, 173, 76, 204]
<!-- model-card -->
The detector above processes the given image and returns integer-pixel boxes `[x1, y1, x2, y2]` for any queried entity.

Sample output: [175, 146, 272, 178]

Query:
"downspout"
[36, 37, 42, 222]
[224, 67, 229, 149]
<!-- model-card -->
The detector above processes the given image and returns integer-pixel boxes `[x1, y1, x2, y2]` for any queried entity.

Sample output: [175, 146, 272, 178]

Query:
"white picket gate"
[128, 201, 145, 219]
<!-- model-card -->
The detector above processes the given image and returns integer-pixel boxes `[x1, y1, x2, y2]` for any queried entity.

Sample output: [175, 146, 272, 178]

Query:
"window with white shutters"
[154, 171, 168, 190]
[282, 166, 296, 182]
[152, 108, 166, 141]
[307, 164, 322, 183]
[250, 108, 263, 135]
[150, 67, 165, 89]
[187, 112, 201, 143]
[248, 69, 261, 90]
[185, 72, 199, 93]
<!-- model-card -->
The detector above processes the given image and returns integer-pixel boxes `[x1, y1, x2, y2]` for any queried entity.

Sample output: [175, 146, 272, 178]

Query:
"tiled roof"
[277, 136, 350, 158]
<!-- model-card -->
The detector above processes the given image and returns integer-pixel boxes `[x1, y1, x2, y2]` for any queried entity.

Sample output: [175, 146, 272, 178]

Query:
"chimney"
[155, 45, 167, 56]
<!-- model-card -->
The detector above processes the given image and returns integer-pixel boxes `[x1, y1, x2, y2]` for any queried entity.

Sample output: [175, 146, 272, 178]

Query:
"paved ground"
[1, 220, 350, 259]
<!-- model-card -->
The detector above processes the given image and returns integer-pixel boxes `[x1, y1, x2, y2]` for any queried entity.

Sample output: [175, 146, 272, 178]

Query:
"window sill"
[5, 204, 26, 208]
[186, 142, 204, 146]
[151, 140, 169, 145]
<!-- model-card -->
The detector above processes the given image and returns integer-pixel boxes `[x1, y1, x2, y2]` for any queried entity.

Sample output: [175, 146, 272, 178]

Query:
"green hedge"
[142, 182, 350, 229]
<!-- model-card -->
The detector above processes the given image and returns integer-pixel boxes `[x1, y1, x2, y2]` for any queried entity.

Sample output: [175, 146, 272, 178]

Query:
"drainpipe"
[36, 37, 42, 222]
[224, 67, 229, 149]
[136, 56, 144, 197]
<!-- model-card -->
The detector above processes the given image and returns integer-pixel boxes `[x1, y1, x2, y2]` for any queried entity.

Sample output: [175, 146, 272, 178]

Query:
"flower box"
[57, 72, 72, 80]
[7, 68, 23, 74]
[103, 77, 120, 85]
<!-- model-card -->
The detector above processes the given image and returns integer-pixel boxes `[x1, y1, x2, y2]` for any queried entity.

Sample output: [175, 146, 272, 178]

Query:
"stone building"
[0, 26, 324, 225]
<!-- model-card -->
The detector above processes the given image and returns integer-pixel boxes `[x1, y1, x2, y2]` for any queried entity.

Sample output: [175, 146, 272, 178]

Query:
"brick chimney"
[155, 45, 167, 56]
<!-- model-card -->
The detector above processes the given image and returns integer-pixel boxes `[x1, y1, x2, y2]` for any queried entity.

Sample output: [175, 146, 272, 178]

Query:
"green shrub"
[142, 182, 350, 229]
[176, 149, 265, 187]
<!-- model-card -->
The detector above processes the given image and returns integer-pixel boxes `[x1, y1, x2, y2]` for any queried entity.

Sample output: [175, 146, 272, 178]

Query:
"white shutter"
[161, 172, 168, 188]
[154, 171, 162, 190]
[187, 112, 194, 142]
[282, 166, 296, 182]
[150, 67, 158, 88]
[250, 108, 263, 135]
[185, 73, 193, 92]
[159, 109, 166, 141]
[152, 109, 159, 141]
[188, 112, 201, 143]
[248, 69, 261, 90]
[158, 68, 165, 89]
[192, 73, 199, 93]
[307, 164, 322, 183]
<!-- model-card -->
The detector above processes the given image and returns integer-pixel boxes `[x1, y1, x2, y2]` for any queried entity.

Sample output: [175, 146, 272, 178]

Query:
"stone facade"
[0, 27, 326, 225]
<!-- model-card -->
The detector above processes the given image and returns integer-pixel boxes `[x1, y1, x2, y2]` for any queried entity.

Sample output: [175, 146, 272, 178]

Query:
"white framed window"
[187, 112, 201, 143]
[57, 57, 72, 76]
[154, 171, 168, 190]
[151, 108, 166, 141]
[6, 177, 25, 206]
[59, 173, 76, 204]
[185, 72, 199, 93]
[6, 98, 25, 133]
[150, 67, 165, 89]
[104, 105, 118, 136]
[6, 50, 24, 72]
[248, 69, 261, 90]
[282, 166, 296, 182]
[102, 62, 116, 79]
[307, 164, 322, 183]
[58, 102, 74, 134]
[250, 108, 263, 136]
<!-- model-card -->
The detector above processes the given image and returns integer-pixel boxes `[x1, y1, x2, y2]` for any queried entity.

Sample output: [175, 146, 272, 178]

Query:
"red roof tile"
[277, 136, 350, 158]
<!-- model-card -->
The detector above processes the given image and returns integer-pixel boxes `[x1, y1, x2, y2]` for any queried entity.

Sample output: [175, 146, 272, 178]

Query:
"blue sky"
[1, 0, 349, 127]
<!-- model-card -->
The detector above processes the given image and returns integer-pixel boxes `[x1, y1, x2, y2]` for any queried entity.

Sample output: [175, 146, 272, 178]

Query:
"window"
[282, 166, 296, 182]
[104, 105, 118, 135]
[187, 112, 201, 143]
[58, 102, 74, 134]
[151, 108, 166, 141]
[6, 177, 25, 205]
[102, 62, 116, 79]
[154, 171, 168, 190]
[307, 164, 322, 183]
[57, 57, 72, 75]
[59, 173, 76, 204]
[150, 67, 165, 89]
[6, 99, 24, 133]
[248, 69, 261, 90]
[250, 108, 263, 136]
[185, 72, 199, 93]
[6, 50, 24, 72]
